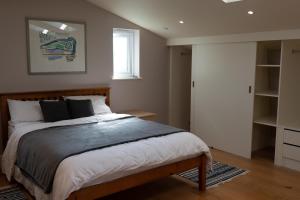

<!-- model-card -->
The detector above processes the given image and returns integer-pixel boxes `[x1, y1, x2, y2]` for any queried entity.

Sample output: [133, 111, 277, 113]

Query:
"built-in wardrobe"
[191, 40, 300, 171]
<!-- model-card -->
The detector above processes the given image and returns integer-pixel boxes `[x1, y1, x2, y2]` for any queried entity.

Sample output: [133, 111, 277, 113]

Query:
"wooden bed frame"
[0, 87, 206, 200]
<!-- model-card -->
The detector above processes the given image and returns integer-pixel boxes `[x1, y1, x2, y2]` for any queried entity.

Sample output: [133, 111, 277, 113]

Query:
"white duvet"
[2, 114, 211, 200]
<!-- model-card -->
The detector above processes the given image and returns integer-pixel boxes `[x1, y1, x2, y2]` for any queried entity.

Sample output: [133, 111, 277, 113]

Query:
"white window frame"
[113, 28, 140, 80]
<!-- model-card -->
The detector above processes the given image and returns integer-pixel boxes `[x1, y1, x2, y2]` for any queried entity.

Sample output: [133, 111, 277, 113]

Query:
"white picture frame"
[26, 18, 87, 74]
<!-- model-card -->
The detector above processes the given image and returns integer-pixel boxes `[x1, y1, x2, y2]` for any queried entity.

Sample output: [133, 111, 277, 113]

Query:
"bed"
[0, 87, 211, 200]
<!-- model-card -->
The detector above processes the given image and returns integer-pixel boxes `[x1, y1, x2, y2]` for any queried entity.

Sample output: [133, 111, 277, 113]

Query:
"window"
[113, 28, 140, 79]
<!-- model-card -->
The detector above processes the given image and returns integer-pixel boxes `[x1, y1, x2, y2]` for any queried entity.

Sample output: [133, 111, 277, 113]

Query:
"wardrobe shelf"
[256, 64, 280, 68]
[255, 90, 279, 98]
[254, 116, 277, 127]
[252, 146, 275, 161]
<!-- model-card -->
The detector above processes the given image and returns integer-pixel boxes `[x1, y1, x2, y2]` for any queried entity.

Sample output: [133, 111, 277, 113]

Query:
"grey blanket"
[16, 117, 183, 193]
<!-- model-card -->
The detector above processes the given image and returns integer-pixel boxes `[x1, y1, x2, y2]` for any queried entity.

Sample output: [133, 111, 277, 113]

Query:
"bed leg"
[198, 155, 206, 192]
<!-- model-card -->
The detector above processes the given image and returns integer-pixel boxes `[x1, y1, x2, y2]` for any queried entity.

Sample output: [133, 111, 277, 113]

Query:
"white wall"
[0, 0, 169, 123]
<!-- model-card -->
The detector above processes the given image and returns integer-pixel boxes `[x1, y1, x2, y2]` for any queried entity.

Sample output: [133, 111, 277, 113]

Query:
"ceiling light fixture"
[179, 20, 184, 24]
[42, 29, 49, 34]
[60, 23, 68, 30]
[248, 10, 254, 15]
[222, 0, 243, 3]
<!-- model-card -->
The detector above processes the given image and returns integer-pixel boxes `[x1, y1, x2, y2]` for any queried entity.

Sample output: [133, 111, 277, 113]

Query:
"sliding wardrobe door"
[191, 42, 256, 158]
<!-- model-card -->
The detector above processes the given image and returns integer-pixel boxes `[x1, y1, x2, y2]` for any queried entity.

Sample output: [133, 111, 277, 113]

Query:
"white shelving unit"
[252, 41, 282, 160]
[275, 40, 300, 171]
[190, 39, 300, 171]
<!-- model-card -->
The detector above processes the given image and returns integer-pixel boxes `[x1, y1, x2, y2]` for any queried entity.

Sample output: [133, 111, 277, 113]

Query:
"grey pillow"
[39, 100, 71, 122]
[67, 99, 95, 119]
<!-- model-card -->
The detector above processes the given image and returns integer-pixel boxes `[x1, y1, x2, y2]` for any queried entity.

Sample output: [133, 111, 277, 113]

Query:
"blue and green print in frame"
[26, 18, 86, 74]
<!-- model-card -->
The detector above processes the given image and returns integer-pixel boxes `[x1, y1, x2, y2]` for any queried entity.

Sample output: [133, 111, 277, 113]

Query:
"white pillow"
[64, 95, 112, 114]
[7, 99, 44, 122]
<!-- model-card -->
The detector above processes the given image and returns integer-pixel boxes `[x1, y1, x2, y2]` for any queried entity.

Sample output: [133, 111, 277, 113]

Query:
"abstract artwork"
[26, 19, 86, 74]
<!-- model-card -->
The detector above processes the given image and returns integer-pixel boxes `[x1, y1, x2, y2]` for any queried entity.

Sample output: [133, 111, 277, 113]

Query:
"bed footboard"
[68, 154, 206, 200]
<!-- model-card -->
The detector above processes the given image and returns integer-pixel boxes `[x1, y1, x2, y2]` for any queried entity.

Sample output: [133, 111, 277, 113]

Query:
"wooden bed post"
[198, 155, 206, 191]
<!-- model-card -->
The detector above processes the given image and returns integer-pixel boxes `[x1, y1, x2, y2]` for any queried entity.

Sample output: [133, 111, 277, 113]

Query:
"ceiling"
[87, 0, 300, 39]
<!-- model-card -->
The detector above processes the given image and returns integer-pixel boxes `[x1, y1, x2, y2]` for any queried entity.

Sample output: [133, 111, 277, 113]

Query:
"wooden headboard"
[0, 87, 110, 150]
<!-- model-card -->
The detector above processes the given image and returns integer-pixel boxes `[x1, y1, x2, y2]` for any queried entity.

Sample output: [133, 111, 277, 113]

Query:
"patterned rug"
[177, 161, 249, 188]
[0, 185, 27, 200]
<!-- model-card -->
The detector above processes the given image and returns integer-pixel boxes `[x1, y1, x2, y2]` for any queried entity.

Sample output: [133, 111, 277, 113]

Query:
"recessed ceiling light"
[248, 10, 254, 15]
[179, 20, 184, 24]
[60, 23, 68, 30]
[222, 0, 243, 3]
[42, 29, 48, 34]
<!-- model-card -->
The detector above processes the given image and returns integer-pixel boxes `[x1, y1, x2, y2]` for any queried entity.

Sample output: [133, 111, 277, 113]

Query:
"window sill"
[112, 76, 143, 80]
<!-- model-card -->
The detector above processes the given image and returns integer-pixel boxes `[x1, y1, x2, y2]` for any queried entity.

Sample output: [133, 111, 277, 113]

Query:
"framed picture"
[26, 18, 87, 74]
